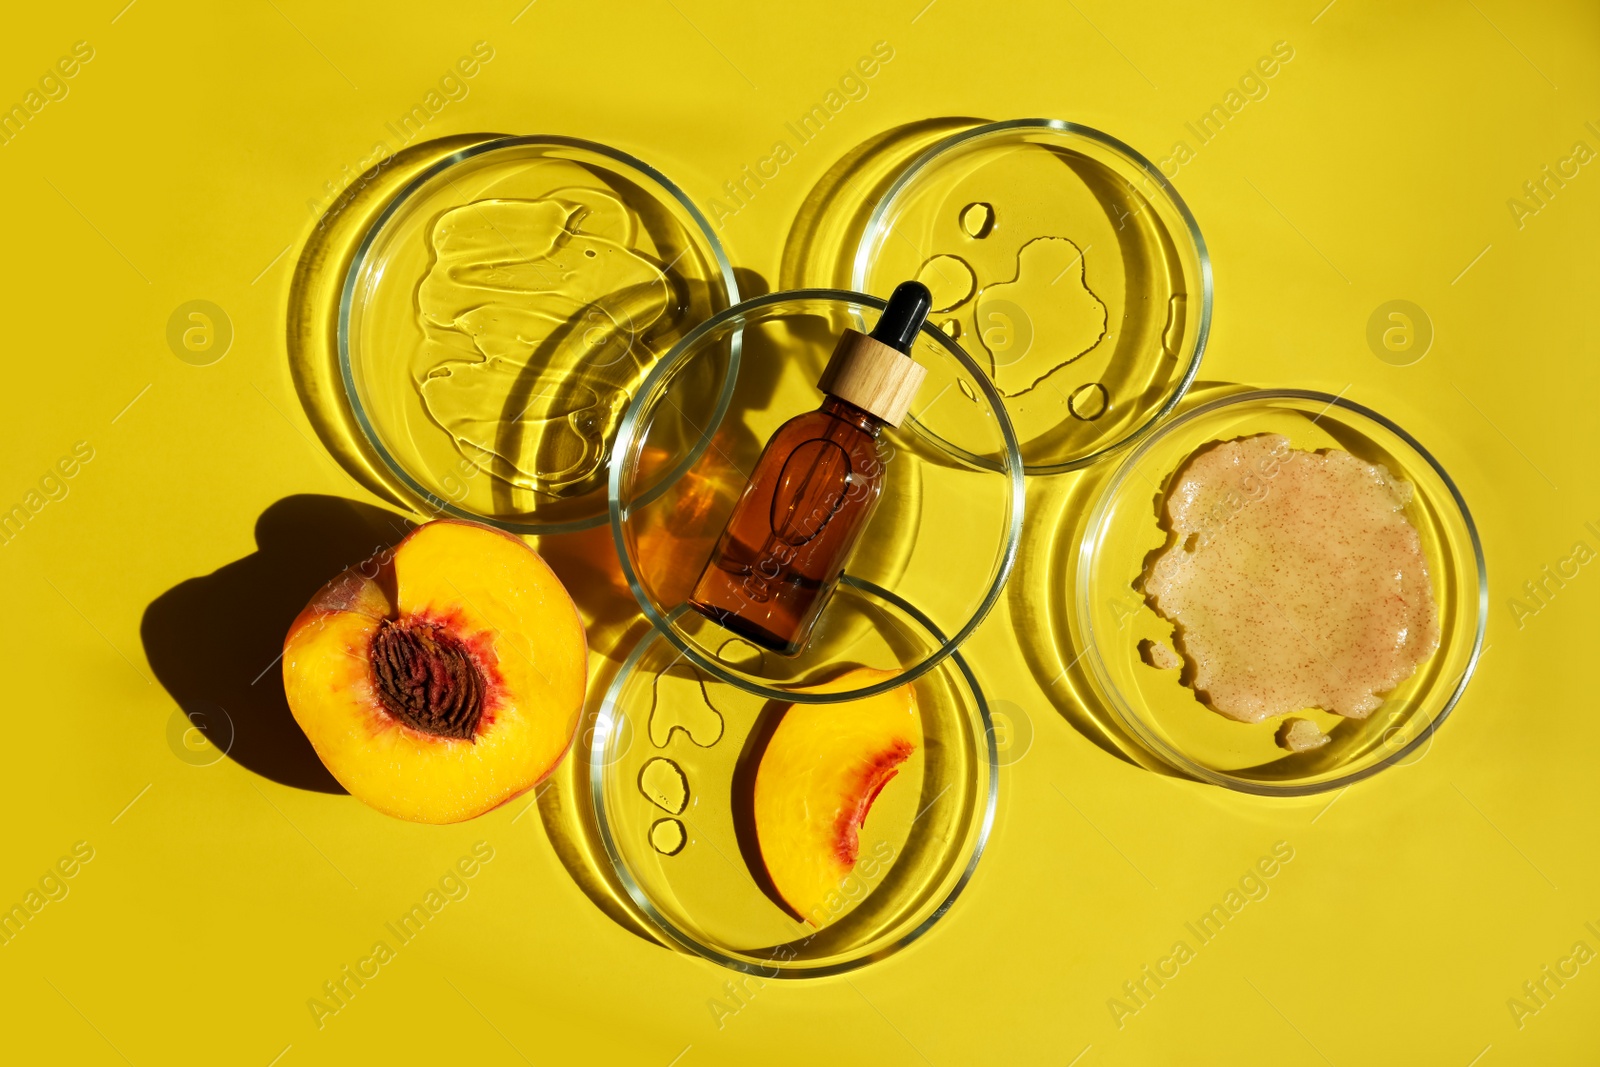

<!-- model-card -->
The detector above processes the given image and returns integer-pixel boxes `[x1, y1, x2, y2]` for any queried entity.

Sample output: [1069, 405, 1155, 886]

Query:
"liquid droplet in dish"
[1068, 381, 1109, 421]
[959, 201, 995, 239]
[713, 637, 765, 673]
[915, 254, 976, 313]
[650, 817, 687, 855]
[1161, 293, 1187, 358]
[975, 236, 1107, 397]
[957, 378, 978, 402]
[939, 318, 962, 339]
[648, 663, 726, 748]
[638, 756, 689, 813]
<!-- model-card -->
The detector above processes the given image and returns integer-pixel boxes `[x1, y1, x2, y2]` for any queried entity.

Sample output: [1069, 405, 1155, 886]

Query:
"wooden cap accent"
[816, 330, 927, 427]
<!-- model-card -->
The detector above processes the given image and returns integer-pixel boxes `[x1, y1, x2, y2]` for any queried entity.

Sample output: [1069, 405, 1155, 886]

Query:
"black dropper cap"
[868, 281, 933, 355]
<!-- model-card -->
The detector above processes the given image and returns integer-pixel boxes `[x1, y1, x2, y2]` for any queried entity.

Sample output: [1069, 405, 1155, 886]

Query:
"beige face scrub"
[1142, 434, 1440, 724]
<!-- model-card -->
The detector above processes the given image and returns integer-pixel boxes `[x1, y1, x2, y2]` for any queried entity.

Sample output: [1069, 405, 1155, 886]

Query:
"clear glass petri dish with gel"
[338, 136, 737, 533]
[1073, 390, 1486, 794]
[590, 609, 996, 976]
[852, 119, 1211, 475]
[607, 288, 1025, 704]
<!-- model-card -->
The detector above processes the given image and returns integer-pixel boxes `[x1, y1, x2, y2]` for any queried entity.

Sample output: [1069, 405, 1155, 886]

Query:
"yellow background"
[3, 1, 1597, 1063]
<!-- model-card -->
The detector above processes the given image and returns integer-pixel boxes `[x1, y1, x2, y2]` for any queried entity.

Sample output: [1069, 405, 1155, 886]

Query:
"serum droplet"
[975, 236, 1106, 397]
[960, 201, 995, 239]
[1161, 293, 1187, 358]
[415, 195, 674, 500]
[1068, 381, 1109, 421]
[915, 254, 976, 313]
[648, 664, 726, 748]
[650, 817, 687, 855]
[638, 757, 689, 814]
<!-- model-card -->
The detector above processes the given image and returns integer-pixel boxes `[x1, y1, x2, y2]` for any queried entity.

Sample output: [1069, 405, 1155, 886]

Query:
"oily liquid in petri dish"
[344, 144, 727, 528]
[862, 136, 1196, 468]
[415, 194, 674, 501]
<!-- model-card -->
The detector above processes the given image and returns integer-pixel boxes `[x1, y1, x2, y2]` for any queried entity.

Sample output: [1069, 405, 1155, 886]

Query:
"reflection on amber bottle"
[633, 439, 743, 606]
[689, 282, 931, 655]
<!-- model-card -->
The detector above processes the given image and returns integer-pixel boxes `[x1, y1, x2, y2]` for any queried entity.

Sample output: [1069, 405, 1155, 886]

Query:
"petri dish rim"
[588, 577, 999, 977]
[607, 286, 1027, 705]
[336, 134, 741, 535]
[851, 117, 1213, 477]
[1076, 388, 1488, 796]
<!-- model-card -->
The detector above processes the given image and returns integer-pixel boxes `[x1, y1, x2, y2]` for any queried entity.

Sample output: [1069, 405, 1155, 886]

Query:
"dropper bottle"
[688, 281, 932, 655]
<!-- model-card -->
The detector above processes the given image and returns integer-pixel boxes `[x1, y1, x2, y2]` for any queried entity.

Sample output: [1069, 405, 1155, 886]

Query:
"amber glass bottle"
[689, 282, 931, 655]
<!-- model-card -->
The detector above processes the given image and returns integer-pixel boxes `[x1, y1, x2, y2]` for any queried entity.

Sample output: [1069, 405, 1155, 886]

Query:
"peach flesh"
[751, 669, 920, 926]
[283, 519, 586, 824]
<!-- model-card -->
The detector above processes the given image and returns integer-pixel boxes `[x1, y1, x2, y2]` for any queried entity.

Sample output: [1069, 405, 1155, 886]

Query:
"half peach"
[282, 519, 586, 824]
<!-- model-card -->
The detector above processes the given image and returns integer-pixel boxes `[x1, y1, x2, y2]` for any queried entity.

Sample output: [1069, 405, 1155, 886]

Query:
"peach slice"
[753, 668, 921, 926]
[282, 519, 586, 824]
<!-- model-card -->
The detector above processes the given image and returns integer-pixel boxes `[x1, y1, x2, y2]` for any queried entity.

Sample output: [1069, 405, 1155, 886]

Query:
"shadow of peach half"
[283, 519, 586, 824]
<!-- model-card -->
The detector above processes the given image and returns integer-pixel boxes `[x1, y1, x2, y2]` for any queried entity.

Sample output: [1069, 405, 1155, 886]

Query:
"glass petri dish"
[608, 288, 1024, 704]
[1075, 390, 1486, 794]
[590, 592, 997, 976]
[338, 136, 737, 534]
[852, 119, 1210, 476]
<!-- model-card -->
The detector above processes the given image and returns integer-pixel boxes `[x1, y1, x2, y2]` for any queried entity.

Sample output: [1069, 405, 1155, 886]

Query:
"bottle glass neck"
[819, 394, 884, 436]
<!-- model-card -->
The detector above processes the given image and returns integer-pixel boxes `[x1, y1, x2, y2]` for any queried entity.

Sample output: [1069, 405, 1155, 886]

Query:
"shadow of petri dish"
[780, 116, 991, 292]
